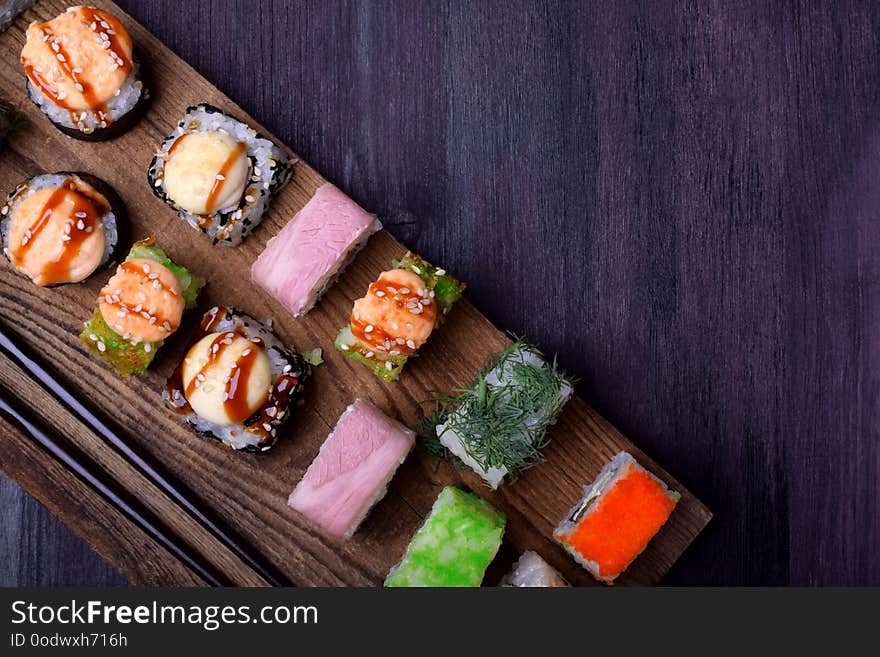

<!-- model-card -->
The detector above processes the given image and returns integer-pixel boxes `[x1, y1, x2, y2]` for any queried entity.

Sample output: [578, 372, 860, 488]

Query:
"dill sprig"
[418, 337, 575, 482]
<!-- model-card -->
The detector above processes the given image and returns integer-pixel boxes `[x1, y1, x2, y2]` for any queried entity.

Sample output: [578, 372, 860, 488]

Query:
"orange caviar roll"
[554, 452, 679, 584]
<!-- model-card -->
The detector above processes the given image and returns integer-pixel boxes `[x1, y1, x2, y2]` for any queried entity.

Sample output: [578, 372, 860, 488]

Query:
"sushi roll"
[335, 252, 465, 381]
[2, 172, 124, 286]
[164, 306, 310, 453]
[20, 6, 149, 141]
[427, 339, 573, 488]
[501, 551, 568, 587]
[79, 237, 203, 376]
[288, 399, 415, 538]
[385, 486, 505, 587]
[148, 104, 293, 246]
[251, 183, 382, 317]
[554, 452, 680, 584]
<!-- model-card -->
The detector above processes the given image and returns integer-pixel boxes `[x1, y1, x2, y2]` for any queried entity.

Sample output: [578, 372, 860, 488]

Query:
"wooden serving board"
[0, 0, 711, 586]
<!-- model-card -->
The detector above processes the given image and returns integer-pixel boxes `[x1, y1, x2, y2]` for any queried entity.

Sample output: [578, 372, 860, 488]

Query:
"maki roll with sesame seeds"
[79, 236, 204, 376]
[147, 104, 293, 246]
[20, 6, 149, 141]
[164, 306, 310, 453]
[2, 172, 125, 287]
[335, 252, 465, 381]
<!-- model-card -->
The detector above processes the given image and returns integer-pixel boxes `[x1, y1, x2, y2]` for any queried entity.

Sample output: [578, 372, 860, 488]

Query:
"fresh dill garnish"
[418, 337, 575, 482]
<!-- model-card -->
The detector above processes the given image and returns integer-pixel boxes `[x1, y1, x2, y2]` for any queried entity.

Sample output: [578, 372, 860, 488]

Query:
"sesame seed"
[278, 379, 288, 391]
[391, 322, 399, 330]
[245, 195, 255, 203]
[283, 364, 292, 373]
[385, 361, 393, 371]
[375, 290, 385, 297]
[365, 324, 374, 333]
[61, 234, 71, 242]
[215, 174, 225, 181]
[76, 219, 85, 230]
[197, 373, 206, 382]
[435, 269, 446, 276]
[266, 407, 277, 417]
[148, 273, 160, 280]
[56, 53, 66, 62]
[64, 223, 72, 234]
[390, 349, 400, 356]
[422, 298, 432, 305]
[88, 334, 97, 341]
[144, 344, 152, 353]
[412, 266, 421, 274]
[97, 341, 106, 352]
[340, 344, 350, 351]
[242, 348, 252, 356]
[396, 337, 405, 345]
[74, 82, 84, 92]
[365, 351, 374, 358]
[262, 423, 273, 432]
[406, 339, 416, 349]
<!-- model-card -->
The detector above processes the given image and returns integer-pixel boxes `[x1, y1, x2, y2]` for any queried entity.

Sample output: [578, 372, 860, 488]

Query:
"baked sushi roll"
[80, 237, 203, 376]
[2, 172, 124, 286]
[164, 306, 310, 453]
[20, 6, 149, 141]
[335, 252, 465, 381]
[251, 183, 382, 317]
[426, 338, 572, 488]
[501, 551, 568, 587]
[554, 452, 679, 584]
[148, 104, 293, 246]
[288, 399, 415, 538]
[385, 486, 505, 587]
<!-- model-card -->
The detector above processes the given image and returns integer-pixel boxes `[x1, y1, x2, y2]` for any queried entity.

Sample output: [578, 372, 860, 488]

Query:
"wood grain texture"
[4, 0, 879, 587]
[0, 0, 710, 586]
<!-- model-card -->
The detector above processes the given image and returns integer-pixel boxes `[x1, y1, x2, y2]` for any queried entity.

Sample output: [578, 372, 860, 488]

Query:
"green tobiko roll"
[385, 486, 505, 587]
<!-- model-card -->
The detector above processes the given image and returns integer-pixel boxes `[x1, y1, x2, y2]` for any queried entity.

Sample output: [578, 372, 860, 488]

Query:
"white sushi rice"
[501, 551, 568, 587]
[1, 172, 118, 279]
[162, 307, 307, 452]
[148, 105, 293, 246]
[27, 65, 145, 134]
[438, 346, 573, 488]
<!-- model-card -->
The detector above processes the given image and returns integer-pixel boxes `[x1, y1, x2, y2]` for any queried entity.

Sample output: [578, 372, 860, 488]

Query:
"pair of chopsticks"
[0, 319, 290, 586]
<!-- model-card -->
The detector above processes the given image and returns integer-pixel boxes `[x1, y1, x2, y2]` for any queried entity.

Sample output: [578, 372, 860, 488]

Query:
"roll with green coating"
[336, 251, 466, 382]
[385, 486, 505, 587]
[79, 236, 204, 375]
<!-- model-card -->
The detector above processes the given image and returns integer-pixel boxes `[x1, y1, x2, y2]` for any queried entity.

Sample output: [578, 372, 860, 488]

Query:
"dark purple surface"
[2, 0, 878, 585]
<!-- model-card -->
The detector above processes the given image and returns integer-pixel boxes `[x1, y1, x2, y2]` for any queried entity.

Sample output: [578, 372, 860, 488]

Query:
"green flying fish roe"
[385, 487, 505, 587]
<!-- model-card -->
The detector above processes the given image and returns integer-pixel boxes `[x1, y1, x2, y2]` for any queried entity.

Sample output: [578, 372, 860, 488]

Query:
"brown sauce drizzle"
[99, 260, 181, 334]
[165, 307, 297, 442]
[350, 278, 436, 353]
[23, 9, 132, 127]
[10, 178, 104, 285]
[204, 141, 247, 213]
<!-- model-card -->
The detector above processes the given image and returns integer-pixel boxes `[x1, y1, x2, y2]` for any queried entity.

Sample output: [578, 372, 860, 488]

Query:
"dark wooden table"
[2, 0, 879, 586]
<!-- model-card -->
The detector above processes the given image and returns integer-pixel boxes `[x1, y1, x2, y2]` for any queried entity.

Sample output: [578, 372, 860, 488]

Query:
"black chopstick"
[0, 392, 227, 586]
[0, 320, 290, 587]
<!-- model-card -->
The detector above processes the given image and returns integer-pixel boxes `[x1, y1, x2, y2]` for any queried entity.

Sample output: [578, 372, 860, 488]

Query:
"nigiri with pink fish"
[251, 183, 382, 318]
[288, 399, 415, 539]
